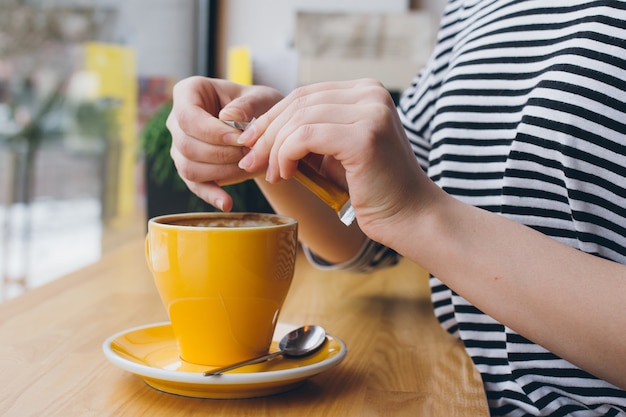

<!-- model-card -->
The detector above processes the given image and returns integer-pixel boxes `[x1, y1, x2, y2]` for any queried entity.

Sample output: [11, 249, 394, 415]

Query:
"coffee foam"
[157, 213, 292, 228]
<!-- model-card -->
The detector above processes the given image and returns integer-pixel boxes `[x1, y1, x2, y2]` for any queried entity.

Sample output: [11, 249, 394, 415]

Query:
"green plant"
[140, 101, 181, 190]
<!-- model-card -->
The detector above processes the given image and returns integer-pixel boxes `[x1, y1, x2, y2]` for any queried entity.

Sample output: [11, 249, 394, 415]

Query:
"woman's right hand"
[166, 76, 283, 211]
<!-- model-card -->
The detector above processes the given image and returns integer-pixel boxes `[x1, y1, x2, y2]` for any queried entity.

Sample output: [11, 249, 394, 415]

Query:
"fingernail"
[265, 164, 277, 183]
[220, 108, 247, 122]
[214, 198, 224, 211]
[238, 151, 254, 171]
[237, 123, 256, 144]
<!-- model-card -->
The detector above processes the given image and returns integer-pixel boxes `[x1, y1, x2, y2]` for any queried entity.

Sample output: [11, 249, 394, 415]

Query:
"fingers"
[167, 78, 252, 211]
[237, 79, 393, 182]
[219, 84, 284, 122]
[169, 78, 285, 166]
[236, 79, 375, 146]
[168, 76, 396, 216]
[272, 122, 357, 181]
[183, 178, 234, 212]
[235, 82, 360, 175]
[168, 77, 219, 141]
[171, 145, 257, 212]
[170, 119, 244, 161]
[170, 145, 248, 184]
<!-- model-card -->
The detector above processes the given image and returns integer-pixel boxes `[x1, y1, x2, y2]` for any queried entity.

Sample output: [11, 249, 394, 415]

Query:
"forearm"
[394, 193, 626, 389]
[254, 178, 367, 264]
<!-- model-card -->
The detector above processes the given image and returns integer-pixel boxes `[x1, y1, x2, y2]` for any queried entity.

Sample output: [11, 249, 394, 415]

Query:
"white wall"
[49, 0, 447, 86]
[218, 0, 443, 94]
[112, 0, 196, 80]
[45, 0, 196, 80]
[220, 0, 411, 55]
[99, 0, 445, 87]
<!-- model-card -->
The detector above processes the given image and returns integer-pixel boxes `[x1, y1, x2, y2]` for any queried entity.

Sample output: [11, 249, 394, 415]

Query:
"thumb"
[218, 101, 249, 123]
[219, 85, 284, 123]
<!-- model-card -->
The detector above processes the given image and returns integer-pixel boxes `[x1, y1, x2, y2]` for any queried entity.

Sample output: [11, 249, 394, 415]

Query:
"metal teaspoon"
[203, 325, 327, 376]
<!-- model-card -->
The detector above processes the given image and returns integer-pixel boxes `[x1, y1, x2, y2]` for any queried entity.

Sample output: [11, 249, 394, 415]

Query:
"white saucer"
[103, 322, 347, 399]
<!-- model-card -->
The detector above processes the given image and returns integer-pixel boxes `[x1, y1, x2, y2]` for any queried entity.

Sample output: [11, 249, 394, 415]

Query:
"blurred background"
[0, 0, 443, 300]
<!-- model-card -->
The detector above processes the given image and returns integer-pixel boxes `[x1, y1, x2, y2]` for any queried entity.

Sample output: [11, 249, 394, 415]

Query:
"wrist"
[364, 180, 449, 263]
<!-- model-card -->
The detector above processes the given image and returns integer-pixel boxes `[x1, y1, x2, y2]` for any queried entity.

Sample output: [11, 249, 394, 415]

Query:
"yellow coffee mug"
[145, 212, 298, 366]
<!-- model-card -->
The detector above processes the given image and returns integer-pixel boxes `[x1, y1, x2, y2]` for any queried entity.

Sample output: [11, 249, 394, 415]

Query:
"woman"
[167, 1, 626, 415]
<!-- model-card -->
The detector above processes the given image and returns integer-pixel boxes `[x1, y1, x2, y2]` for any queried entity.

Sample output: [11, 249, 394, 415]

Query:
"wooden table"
[0, 238, 488, 416]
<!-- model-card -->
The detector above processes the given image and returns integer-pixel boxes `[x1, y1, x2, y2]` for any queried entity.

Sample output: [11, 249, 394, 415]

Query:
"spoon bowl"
[204, 325, 326, 376]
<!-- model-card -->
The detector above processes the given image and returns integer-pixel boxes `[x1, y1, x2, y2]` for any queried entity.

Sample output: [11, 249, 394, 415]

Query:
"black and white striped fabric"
[400, 0, 626, 415]
[308, 0, 626, 415]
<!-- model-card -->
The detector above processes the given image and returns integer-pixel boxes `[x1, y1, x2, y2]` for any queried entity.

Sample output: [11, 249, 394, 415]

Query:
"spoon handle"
[203, 350, 284, 376]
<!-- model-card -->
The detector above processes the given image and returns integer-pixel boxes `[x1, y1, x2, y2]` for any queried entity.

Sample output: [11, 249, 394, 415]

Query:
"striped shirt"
[307, 0, 626, 415]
